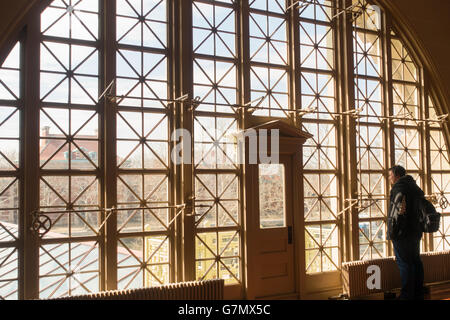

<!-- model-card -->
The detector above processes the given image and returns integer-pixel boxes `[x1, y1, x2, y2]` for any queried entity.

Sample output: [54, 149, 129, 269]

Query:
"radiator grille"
[342, 251, 450, 299]
[44, 279, 224, 300]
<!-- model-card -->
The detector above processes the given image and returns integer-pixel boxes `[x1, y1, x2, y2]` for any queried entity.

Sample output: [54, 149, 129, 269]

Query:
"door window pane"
[259, 164, 286, 229]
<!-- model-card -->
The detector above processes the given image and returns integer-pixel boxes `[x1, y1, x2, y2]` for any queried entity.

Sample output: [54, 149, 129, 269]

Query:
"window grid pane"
[352, 0, 388, 260]
[429, 97, 450, 251]
[115, 0, 172, 290]
[250, 0, 289, 117]
[0, 41, 21, 300]
[38, 0, 101, 299]
[300, 0, 339, 273]
[193, 0, 241, 286]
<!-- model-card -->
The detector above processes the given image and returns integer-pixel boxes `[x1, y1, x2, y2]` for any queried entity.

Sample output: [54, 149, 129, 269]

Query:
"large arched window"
[0, 0, 449, 300]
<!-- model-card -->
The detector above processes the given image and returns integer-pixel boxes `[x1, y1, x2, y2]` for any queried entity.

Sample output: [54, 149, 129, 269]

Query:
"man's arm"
[398, 196, 406, 215]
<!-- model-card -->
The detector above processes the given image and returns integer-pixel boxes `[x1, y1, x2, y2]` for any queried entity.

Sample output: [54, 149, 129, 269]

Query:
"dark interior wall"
[0, 0, 31, 32]
[0, 0, 449, 116]
[0, 0, 35, 51]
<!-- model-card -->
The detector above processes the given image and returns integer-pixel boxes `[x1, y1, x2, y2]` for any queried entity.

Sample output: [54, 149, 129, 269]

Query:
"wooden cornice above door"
[247, 120, 313, 140]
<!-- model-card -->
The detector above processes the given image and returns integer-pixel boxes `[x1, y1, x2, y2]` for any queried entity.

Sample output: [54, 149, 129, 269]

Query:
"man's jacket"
[387, 175, 424, 240]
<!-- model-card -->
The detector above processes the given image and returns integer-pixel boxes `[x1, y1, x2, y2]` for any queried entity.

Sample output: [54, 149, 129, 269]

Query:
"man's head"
[389, 165, 406, 185]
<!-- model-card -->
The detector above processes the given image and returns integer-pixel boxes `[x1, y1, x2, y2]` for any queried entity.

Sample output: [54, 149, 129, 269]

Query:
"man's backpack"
[417, 198, 441, 233]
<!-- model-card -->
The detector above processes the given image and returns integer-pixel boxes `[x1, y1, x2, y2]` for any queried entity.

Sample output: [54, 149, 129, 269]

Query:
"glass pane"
[41, 0, 99, 41]
[259, 164, 286, 229]
[0, 247, 18, 299]
[39, 242, 100, 299]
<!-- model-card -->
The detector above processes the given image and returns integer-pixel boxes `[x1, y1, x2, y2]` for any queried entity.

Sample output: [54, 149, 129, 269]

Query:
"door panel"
[248, 155, 296, 299]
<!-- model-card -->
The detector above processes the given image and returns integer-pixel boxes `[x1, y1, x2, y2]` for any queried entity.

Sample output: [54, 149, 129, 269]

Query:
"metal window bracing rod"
[342, 193, 449, 212]
[32, 204, 213, 219]
[346, 193, 449, 202]
[336, 199, 358, 217]
[31, 203, 213, 236]
[295, 107, 448, 124]
[336, 198, 387, 215]
[100, 89, 267, 113]
[101, 91, 449, 123]
[99, 80, 200, 107]
[99, 80, 267, 111]
[336, 198, 392, 216]
[286, 0, 313, 12]
[98, 79, 310, 113]
[98, 80, 448, 124]
[286, 0, 361, 22]
[286, 0, 335, 12]
[295, 107, 447, 124]
[331, 2, 359, 20]
[34, 205, 185, 216]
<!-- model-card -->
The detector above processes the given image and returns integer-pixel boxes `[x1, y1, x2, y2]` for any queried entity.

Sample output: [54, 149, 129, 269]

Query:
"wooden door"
[247, 155, 296, 299]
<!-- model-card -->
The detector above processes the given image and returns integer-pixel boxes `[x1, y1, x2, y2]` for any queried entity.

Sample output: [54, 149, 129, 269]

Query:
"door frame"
[242, 120, 312, 300]
[247, 154, 295, 299]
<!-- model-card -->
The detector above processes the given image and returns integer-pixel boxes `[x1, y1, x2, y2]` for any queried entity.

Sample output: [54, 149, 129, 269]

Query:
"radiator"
[46, 279, 224, 300]
[341, 250, 450, 299]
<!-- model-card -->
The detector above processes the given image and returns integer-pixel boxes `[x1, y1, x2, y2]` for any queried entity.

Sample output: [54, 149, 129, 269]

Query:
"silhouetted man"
[387, 165, 425, 300]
